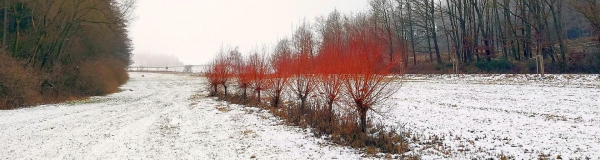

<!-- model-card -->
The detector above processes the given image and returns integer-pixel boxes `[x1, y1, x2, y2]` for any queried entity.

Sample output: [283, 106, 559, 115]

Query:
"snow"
[377, 74, 600, 159]
[2, 72, 598, 159]
[0, 72, 363, 159]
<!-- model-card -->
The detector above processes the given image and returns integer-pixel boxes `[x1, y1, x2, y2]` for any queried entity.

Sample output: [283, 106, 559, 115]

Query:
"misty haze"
[132, 53, 184, 67]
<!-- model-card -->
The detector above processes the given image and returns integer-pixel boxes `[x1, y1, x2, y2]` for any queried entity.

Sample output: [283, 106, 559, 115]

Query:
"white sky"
[128, 0, 370, 65]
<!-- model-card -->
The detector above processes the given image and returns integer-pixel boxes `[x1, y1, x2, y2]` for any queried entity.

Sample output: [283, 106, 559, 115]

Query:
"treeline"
[206, 13, 410, 154]
[0, 0, 134, 109]
[132, 53, 184, 67]
[369, 0, 600, 73]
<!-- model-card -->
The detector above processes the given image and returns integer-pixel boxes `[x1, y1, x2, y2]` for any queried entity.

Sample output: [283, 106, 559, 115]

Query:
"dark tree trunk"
[300, 95, 307, 114]
[359, 106, 367, 133]
[257, 89, 261, 102]
[327, 99, 334, 125]
[407, 1, 417, 65]
[425, 16, 433, 63]
[429, 0, 442, 64]
[549, 0, 566, 66]
[2, 0, 7, 50]
[212, 85, 217, 95]
[272, 89, 281, 107]
[243, 87, 247, 100]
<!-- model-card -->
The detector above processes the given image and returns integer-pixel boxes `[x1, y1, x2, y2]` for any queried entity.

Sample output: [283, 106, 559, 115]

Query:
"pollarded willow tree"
[341, 15, 400, 133]
[206, 4, 406, 137]
[205, 60, 221, 96]
[315, 11, 346, 125]
[248, 49, 271, 102]
[233, 55, 252, 100]
[269, 38, 293, 108]
[290, 21, 318, 114]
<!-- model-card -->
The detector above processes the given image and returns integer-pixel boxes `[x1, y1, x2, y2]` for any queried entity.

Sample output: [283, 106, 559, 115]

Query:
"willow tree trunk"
[257, 89, 261, 102]
[300, 95, 307, 114]
[214, 86, 218, 95]
[243, 88, 247, 100]
[327, 99, 334, 125]
[271, 88, 281, 108]
[359, 106, 367, 133]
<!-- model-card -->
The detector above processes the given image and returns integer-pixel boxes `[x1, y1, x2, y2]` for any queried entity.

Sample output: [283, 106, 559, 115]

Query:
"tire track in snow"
[0, 73, 364, 159]
[0, 73, 202, 159]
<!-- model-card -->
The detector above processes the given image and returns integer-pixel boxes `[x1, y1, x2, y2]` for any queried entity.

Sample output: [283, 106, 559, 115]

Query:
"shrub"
[341, 21, 399, 134]
[0, 53, 42, 109]
[76, 57, 129, 96]
[526, 60, 537, 73]
[203, 13, 408, 156]
[475, 59, 513, 73]
[567, 51, 600, 73]
[205, 61, 220, 96]
[266, 45, 292, 108]
[248, 52, 271, 101]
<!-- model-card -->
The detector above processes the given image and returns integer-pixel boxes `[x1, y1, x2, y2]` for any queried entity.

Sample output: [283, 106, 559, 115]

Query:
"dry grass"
[213, 92, 414, 156]
[0, 53, 43, 109]
[216, 105, 232, 112]
[241, 129, 258, 138]
[365, 146, 378, 155]
[1, 52, 129, 110]
[77, 57, 129, 95]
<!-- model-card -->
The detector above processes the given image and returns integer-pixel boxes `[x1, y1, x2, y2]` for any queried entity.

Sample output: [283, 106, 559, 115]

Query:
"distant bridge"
[128, 65, 209, 73]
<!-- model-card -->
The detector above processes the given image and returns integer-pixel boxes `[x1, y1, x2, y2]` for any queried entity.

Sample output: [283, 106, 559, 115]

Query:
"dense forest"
[0, 0, 134, 109]
[367, 0, 600, 73]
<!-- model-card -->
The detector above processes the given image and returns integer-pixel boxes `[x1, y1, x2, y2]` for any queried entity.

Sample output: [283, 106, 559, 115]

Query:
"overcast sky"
[128, 0, 370, 65]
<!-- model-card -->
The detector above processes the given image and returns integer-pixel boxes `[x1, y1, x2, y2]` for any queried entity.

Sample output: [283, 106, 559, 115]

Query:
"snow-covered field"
[0, 72, 362, 159]
[1, 73, 598, 159]
[379, 74, 600, 159]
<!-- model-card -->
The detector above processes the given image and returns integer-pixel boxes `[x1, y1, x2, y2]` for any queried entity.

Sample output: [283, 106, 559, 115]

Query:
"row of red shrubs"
[204, 19, 414, 155]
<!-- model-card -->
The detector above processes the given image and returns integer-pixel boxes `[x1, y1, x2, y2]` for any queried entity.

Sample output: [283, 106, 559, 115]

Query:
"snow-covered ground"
[378, 74, 600, 159]
[0, 72, 363, 159]
[2, 73, 598, 159]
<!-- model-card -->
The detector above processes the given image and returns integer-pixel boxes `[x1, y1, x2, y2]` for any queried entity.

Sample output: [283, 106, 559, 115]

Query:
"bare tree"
[269, 38, 292, 107]
[2, 0, 8, 50]
[371, 0, 397, 62]
[290, 21, 317, 113]
[570, 0, 600, 42]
